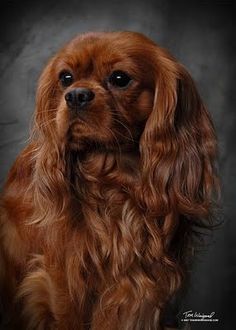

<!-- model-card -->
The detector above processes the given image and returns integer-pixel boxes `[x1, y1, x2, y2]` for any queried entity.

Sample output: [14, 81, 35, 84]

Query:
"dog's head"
[33, 31, 218, 222]
[36, 32, 159, 152]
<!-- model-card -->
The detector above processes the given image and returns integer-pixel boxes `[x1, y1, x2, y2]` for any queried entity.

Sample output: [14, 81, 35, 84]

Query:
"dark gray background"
[0, 0, 234, 329]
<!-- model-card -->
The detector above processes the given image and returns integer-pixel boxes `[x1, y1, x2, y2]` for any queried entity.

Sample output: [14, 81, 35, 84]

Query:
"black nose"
[65, 88, 95, 109]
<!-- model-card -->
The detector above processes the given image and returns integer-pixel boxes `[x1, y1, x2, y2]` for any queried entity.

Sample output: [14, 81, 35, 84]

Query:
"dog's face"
[37, 32, 158, 151]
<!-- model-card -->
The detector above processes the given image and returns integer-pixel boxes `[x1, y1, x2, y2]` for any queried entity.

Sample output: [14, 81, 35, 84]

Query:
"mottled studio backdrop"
[0, 0, 234, 329]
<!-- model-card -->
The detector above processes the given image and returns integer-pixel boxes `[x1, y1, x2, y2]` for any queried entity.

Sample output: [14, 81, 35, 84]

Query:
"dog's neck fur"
[71, 149, 141, 194]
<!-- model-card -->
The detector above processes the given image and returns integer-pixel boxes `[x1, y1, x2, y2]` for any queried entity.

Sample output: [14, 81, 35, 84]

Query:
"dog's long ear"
[29, 59, 70, 225]
[33, 58, 58, 139]
[138, 48, 219, 303]
[139, 47, 219, 232]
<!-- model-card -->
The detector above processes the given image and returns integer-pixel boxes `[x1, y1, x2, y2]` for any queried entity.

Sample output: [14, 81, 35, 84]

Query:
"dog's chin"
[65, 117, 140, 154]
[66, 122, 114, 153]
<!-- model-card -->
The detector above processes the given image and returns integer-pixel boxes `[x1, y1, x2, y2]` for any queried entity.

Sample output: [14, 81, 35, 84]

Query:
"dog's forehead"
[75, 37, 125, 64]
[59, 32, 154, 68]
[69, 31, 152, 52]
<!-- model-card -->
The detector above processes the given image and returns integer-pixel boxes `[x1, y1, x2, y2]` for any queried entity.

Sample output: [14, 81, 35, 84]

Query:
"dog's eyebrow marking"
[55, 58, 75, 74]
[83, 58, 94, 76]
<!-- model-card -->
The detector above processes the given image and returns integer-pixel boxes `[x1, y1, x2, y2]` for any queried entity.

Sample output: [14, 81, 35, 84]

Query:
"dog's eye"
[108, 71, 132, 88]
[59, 71, 74, 87]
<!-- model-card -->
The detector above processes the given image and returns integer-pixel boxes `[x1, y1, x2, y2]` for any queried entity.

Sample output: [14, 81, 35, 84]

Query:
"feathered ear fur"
[29, 60, 69, 225]
[34, 58, 59, 139]
[139, 48, 219, 254]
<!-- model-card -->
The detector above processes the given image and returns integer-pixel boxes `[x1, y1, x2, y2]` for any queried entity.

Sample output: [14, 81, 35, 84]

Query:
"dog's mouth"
[65, 108, 140, 153]
[67, 118, 89, 140]
[66, 120, 122, 153]
[66, 116, 106, 151]
[67, 106, 89, 121]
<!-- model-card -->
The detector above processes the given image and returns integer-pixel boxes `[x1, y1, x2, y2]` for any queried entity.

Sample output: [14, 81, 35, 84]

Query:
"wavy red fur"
[0, 31, 219, 329]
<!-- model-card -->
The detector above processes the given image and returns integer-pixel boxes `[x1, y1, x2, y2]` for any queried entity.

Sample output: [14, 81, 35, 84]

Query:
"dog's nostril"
[79, 90, 95, 102]
[65, 92, 73, 102]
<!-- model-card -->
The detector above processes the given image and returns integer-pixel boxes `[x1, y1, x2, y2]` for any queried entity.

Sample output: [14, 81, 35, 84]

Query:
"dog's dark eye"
[59, 71, 74, 87]
[108, 71, 132, 88]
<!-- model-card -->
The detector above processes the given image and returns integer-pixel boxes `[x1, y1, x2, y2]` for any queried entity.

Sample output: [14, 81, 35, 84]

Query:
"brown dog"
[0, 31, 218, 329]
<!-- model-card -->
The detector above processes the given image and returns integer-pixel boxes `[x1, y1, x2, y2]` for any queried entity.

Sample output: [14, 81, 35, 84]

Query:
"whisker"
[38, 118, 57, 130]
[110, 109, 135, 141]
[105, 127, 122, 159]
[112, 118, 136, 143]
[36, 108, 59, 113]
